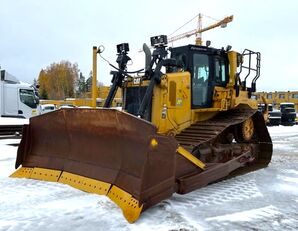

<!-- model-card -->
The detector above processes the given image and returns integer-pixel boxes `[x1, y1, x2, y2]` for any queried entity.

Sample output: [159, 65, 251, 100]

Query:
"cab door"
[191, 53, 212, 108]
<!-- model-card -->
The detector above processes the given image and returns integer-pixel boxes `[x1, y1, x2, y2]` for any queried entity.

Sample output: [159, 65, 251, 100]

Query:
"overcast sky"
[0, 0, 297, 92]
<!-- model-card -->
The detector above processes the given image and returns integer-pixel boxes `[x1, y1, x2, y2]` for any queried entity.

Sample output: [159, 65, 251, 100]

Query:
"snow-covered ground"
[0, 125, 298, 231]
[0, 118, 29, 126]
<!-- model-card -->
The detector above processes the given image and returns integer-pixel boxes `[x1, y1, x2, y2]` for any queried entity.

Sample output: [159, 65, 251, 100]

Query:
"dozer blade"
[11, 109, 178, 223]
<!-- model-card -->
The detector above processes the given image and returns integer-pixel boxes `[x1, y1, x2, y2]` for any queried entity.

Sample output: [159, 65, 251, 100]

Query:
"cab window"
[192, 53, 210, 107]
[214, 57, 228, 86]
[19, 89, 37, 108]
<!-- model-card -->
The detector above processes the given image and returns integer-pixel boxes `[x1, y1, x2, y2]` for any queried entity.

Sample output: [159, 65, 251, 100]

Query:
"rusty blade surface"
[16, 109, 178, 204]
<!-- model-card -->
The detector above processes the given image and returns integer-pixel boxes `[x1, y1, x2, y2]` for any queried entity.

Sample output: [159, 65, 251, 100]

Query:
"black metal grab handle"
[238, 49, 261, 93]
[137, 46, 168, 119]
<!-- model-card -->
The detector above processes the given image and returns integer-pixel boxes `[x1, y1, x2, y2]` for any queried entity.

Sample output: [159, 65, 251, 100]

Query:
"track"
[174, 108, 273, 194]
[176, 108, 256, 152]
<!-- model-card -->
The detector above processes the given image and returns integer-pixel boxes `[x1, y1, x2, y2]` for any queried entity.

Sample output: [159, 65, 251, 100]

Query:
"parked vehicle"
[267, 104, 281, 126]
[40, 104, 56, 114]
[0, 69, 40, 118]
[77, 106, 92, 109]
[59, 104, 76, 109]
[280, 102, 296, 126]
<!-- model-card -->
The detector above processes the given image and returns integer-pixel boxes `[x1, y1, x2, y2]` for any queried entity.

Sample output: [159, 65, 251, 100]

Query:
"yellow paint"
[242, 117, 254, 141]
[30, 168, 61, 182]
[227, 51, 237, 88]
[10, 166, 142, 223]
[107, 185, 143, 223]
[213, 86, 232, 110]
[10, 167, 33, 178]
[233, 90, 257, 109]
[177, 146, 205, 170]
[150, 138, 158, 148]
[152, 72, 192, 135]
[191, 110, 218, 125]
[59, 172, 111, 195]
[148, 52, 258, 137]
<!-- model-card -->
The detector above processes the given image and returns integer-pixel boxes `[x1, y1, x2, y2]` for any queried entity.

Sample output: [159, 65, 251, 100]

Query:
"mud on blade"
[12, 109, 178, 223]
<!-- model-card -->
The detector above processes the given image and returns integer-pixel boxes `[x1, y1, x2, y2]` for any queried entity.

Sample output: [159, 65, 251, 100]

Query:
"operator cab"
[122, 43, 231, 119]
[170, 45, 229, 108]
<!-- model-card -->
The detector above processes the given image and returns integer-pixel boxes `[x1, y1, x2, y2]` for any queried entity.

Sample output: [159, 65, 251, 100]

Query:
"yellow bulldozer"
[11, 35, 272, 223]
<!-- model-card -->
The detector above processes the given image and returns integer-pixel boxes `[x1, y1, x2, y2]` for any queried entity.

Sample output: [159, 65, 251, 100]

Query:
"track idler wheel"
[235, 117, 255, 142]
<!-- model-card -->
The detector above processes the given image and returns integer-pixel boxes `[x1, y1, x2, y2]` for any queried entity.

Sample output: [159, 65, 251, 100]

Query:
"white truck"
[0, 69, 40, 118]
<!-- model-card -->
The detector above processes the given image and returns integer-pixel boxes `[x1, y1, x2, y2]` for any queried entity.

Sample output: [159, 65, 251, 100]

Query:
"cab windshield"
[19, 89, 37, 108]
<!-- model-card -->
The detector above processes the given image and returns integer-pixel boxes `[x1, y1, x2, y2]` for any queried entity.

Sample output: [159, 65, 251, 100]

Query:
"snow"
[267, 124, 298, 137]
[0, 124, 298, 230]
[205, 205, 281, 222]
[0, 142, 18, 177]
[0, 118, 29, 126]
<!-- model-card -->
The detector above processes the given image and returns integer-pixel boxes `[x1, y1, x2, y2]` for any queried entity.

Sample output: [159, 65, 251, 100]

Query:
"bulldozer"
[11, 35, 272, 223]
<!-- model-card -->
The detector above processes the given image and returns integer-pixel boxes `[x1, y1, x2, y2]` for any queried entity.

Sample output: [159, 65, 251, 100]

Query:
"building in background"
[254, 91, 298, 111]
